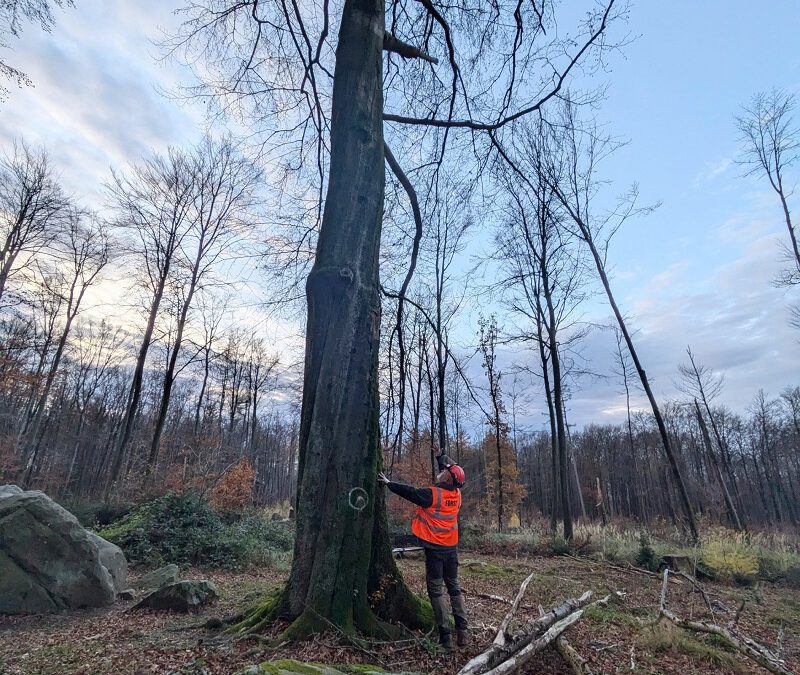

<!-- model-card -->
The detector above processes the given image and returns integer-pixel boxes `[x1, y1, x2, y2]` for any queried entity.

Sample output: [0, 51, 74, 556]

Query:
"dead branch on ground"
[556, 634, 594, 675]
[458, 571, 609, 675]
[658, 569, 793, 675]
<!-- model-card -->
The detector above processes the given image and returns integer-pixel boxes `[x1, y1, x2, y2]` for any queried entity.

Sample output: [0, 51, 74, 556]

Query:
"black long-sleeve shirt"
[387, 454, 459, 550]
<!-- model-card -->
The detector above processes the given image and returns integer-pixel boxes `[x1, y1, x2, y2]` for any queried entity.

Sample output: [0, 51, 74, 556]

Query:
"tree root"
[226, 586, 287, 635]
[222, 581, 429, 646]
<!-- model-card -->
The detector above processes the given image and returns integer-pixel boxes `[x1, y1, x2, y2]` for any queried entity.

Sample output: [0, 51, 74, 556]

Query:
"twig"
[593, 642, 621, 652]
[673, 571, 715, 620]
[495, 571, 537, 645]
[470, 590, 535, 612]
[659, 570, 792, 675]
[728, 599, 746, 630]
[566, 553, 682, 584]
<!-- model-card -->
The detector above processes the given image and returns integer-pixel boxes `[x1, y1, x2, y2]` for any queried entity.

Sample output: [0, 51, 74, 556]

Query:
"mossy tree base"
[227, 579, 433, 642]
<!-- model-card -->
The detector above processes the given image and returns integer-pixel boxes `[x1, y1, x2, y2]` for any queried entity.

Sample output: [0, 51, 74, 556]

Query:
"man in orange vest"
[378, 449, 468, 651]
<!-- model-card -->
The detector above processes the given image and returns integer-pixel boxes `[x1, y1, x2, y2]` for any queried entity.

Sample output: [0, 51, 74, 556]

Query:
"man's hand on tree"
[377, 471, 390, 485]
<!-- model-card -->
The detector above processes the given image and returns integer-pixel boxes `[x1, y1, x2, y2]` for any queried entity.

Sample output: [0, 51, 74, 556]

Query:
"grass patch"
[642, 622, 745, 672]
[766, 596, 800, 628]
[700, 530, 759, 583]
[583, 602, 640, 629]
[461, 559, 514, 577]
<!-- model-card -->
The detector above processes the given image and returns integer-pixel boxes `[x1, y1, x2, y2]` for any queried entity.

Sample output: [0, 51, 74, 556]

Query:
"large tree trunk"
[241, 0, 426, 637]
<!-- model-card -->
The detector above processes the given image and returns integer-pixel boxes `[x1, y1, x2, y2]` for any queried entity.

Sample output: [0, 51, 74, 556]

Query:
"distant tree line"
[0, 137, 297, 506]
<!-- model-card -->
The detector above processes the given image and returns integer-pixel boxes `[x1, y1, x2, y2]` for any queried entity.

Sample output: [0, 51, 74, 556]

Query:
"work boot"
[456, 628, 469, 647]
[439, 628, 453, 653]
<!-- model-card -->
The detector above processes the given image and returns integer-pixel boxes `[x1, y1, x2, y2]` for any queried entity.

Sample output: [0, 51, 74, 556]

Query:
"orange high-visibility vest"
[412, 486, 461, 547]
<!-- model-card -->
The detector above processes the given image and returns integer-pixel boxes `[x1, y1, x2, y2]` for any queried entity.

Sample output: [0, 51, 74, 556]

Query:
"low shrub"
[457, 520, 489, 551]
[97, 491, 294, 569]
[635, 532, 660, 572]
[700, 530, 759, 583]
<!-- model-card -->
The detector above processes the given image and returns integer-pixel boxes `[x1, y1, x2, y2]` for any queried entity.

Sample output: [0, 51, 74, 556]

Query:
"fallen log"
[659, 569, 793, 675]
[483, 611, 585, 675]
[458, 570, 607, 675]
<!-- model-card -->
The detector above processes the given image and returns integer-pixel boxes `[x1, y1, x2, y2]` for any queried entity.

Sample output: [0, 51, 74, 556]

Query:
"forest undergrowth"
[2, 493, 799, 674]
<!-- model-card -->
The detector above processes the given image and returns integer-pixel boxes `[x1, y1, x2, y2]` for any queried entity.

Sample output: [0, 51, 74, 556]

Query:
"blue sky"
[1, 1, 798, 428]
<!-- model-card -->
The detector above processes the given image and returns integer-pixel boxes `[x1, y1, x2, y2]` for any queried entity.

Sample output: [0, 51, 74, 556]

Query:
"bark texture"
[244, 0, 427, 637]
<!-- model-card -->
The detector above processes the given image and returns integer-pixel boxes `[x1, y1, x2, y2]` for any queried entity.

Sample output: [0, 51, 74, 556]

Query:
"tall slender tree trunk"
[194, 347, 211, 434]
[536, 323, 559, 534]
[576, 227, 698, 540]
[572, 456, 586, 520]
[694, 399, 743, 531]
[542, 271, 572, 540]
[106, 276, 168, 498]
[18, 282, 89, 485]
[147, 274, 200, 478]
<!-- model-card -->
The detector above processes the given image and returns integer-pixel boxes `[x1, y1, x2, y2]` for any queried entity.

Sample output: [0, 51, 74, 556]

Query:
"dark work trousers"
[424, 547, 468, 636]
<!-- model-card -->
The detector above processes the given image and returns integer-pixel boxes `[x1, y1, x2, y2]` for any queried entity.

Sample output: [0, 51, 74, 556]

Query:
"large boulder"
[0, 485, 116, 614]
[87, 531, 129, 593]
[133, 580, 218, 612]
[133, 563, 180, 592]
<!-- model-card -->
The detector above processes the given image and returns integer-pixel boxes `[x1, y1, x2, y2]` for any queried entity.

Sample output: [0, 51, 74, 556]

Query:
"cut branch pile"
[658, 569, 794, 675]
[458, 572, 607, 675]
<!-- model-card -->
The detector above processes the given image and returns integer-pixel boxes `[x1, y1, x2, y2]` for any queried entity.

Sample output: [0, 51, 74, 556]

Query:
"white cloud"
[692, 157, 733, 187]
[0, 0, 202, 206]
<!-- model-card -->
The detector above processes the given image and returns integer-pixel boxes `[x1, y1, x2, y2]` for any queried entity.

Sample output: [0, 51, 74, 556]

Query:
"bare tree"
[105, 147, 195, 496]
[611, 326, 643, 520]
[516, 100, 700, 540]
[677, 347, 743, 531]
[17, 211, 110, 485]
[0, 140, 70, 304]
[145, 136, 262, 478]
[736, 90, 799, 285]
[493, 118, 591, 539]
[168, 0, 623, 634]
[60, 318, 125, 496]
[479, 315, 507, 530]
[0, 0, 73, 98]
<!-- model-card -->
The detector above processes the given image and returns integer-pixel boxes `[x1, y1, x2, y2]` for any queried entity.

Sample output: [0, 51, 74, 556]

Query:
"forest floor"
[0, 552, 798, 675]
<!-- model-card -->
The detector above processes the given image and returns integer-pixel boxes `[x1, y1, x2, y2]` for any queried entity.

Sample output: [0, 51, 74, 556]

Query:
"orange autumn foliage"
[211, 457, 255, 511]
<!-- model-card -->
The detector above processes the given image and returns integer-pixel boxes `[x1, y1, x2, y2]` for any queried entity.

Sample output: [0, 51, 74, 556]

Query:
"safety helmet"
[446, 463, 466, 487]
